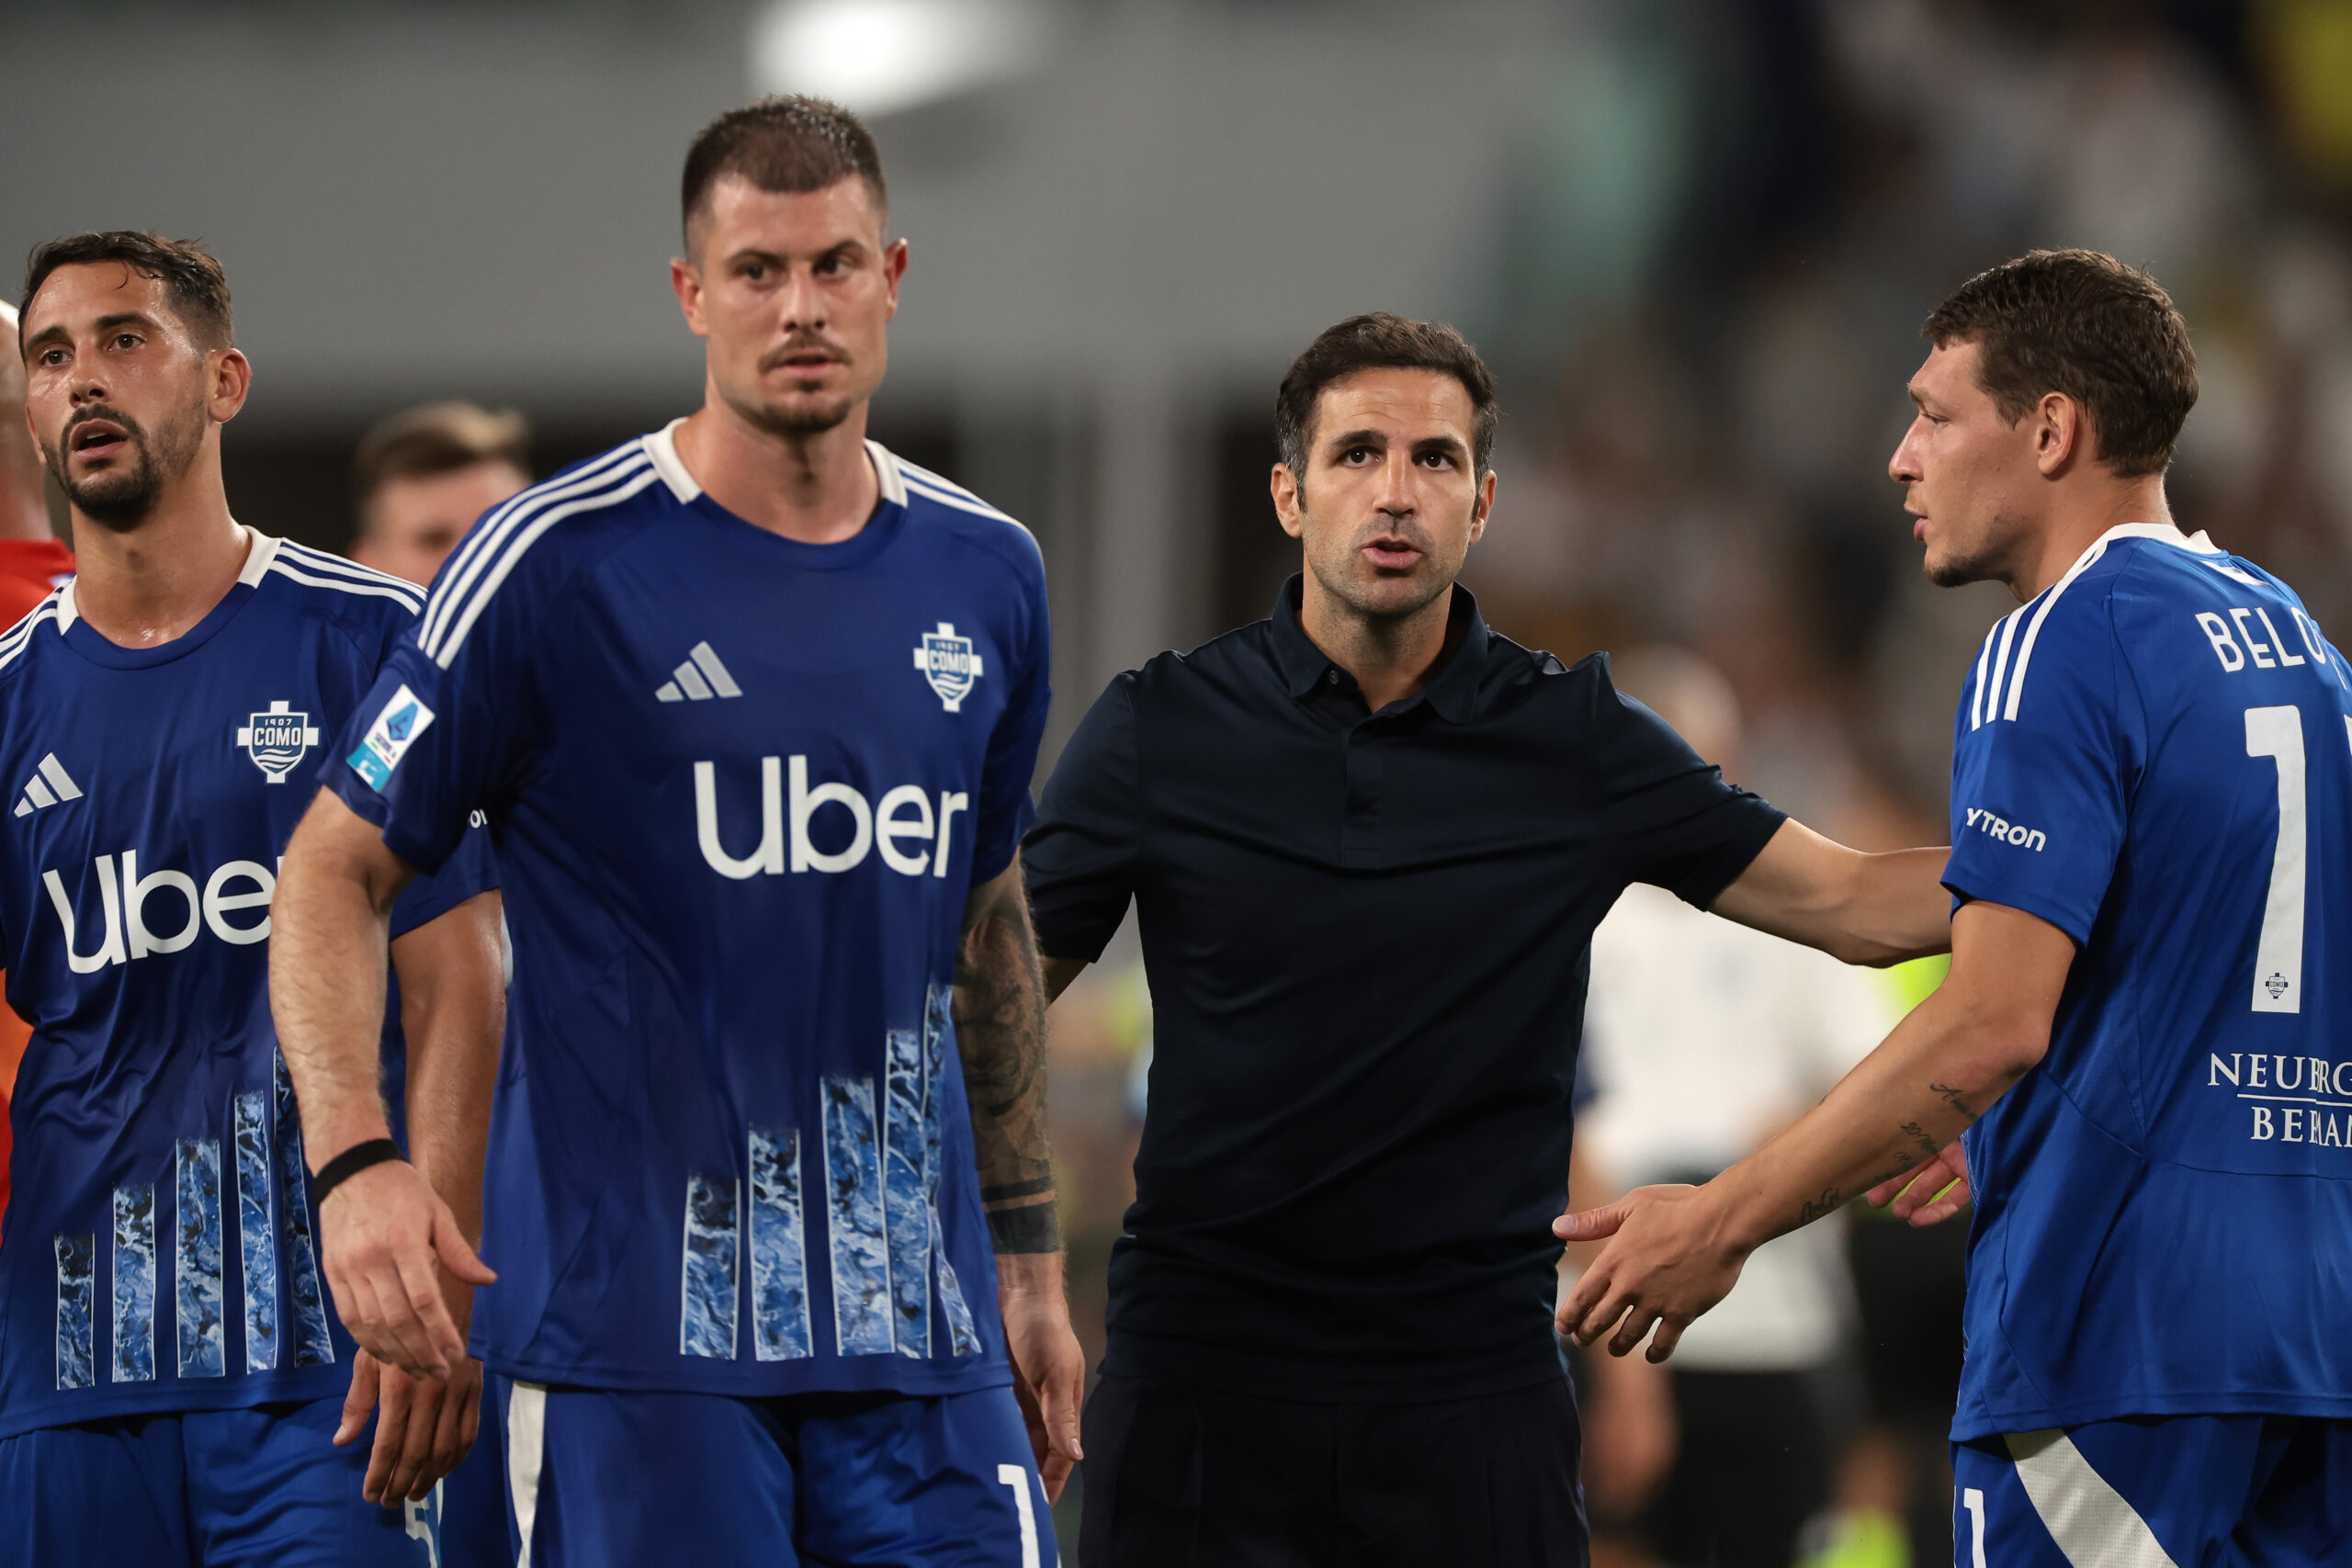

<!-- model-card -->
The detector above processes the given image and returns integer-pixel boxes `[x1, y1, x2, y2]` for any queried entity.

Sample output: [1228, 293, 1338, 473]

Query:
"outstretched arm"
[271, 790, 492, 1384]
[1556, 898, 2071, 1360]
[1708, 819, 1952, 967]
[956, 854, 1084, 1500]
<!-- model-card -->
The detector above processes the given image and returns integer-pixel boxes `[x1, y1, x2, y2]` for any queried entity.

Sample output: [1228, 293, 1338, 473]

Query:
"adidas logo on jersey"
[13, 753, 83, 818]
[656, 642, 743, 704]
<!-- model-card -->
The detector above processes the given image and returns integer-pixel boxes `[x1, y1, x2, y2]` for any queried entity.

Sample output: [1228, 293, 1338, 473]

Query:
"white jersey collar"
[645, 419, 903, 512]
[54, 524, 273, 634]
[2075, 520, 2221, 571]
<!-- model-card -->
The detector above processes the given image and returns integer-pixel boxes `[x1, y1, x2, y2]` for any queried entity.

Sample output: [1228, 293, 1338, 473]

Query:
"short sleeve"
[967, 564, 1052, 887]
[324, 565, 540, 877]
[1942, 603, 2132, 946]
[386, 816, 500, 941]
[1589, 662, 1787, 906]
[1023, 673, 1141, 962]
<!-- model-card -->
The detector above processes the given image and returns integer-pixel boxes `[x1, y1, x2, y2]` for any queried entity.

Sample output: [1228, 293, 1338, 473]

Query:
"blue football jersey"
[1945, 522, 2352, 1438]
[0, 535, 497, 1439]
[322, 424, 1051, 1401]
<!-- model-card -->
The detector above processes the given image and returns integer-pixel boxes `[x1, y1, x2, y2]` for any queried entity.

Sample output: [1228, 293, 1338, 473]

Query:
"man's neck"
[673, 390, 879, 546]
[2009, 475, 2175, 602]
[1298, 576, 1459, 713]
[70, 466, 248, 649]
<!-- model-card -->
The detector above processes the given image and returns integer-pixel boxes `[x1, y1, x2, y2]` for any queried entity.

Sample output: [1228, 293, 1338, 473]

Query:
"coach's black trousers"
[1076, 1371, 1589, 1568]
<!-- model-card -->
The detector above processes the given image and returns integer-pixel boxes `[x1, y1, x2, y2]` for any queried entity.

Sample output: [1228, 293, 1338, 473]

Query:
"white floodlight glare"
[750, 0, 1050, 118]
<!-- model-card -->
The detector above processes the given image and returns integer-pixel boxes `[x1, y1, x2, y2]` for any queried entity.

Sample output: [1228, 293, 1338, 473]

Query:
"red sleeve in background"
[0, 536, 72, 1237]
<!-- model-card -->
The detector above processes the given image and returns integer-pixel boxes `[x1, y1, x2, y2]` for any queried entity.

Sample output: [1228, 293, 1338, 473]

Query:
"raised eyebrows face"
[1888, 339, 2043, 589]
[19, 262, 232, 531]
[1273, 367, 1495, 623]
[673, 174, 908, 441]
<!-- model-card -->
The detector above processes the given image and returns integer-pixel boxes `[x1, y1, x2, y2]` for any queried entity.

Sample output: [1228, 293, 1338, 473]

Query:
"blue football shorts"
[0, 1393, 445, 1567]
[496, 1378, 1057, 1568]
[1953, 1415, 2351, 1567]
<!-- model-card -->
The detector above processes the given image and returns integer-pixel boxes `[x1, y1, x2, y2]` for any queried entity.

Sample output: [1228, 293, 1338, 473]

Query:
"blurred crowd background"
[7, 0, 2352, 1562]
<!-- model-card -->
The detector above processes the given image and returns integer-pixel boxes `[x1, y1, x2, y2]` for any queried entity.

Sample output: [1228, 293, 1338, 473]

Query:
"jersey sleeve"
[323, 557, 545, 877]
[968, 557, 1052, 888]
[1942, 594, 2135, 945]
[386, 817, 500, 940]
[1022, 672, 1140, 963]
[1589, 662, 1788, 906]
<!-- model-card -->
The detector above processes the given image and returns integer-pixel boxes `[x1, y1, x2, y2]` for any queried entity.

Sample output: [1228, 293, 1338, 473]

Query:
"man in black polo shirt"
[1023, 314, 1952, 1566]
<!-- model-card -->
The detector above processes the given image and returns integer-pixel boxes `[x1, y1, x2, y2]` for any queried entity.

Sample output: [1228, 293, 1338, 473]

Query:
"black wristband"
[311, 1138, 404, 1209]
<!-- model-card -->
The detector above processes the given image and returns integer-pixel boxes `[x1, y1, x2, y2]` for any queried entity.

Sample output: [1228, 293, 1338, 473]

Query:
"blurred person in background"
[0, 299, 74, 1236]
[1025, 313, 1954, 1568]
[349, 401, 530, 589]
[1573, 645, 1901, 1568]
[1564, 250, 2352, 1567]
[0, 231, 503, 1565]
[345, 397, 530, 1568]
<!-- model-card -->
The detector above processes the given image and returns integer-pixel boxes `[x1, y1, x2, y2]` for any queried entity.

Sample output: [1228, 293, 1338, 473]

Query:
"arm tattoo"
[954, 892, 1058, 1253]
[1796, 1187, 1843, 1224]
[1900, 1120, 1940, 1156]
[1929, 1083, 1981, 1123]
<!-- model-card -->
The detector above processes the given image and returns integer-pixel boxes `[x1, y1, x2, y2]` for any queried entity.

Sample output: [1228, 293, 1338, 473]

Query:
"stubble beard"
[43, 403, 206, 532]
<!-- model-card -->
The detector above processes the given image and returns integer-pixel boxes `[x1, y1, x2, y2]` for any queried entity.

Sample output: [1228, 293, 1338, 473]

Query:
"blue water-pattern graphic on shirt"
[271, 1049, 334, 1370]
[823, 1076, 894, 1357]
[53, 1235, 95, 1392]
[109, 1184, 157, 1383]
[232, 1092, 278, 1373]
[923, 984, 982, 1358]
[174, 1141, 226, 1379]
[748, 1127, 812, 1362]
[680, 1174, 740, 1359]
[883, 1028, 933, 1359]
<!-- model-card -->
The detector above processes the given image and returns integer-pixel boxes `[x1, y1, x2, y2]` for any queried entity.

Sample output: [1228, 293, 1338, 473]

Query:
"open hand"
[339, 1348, 484, 1505]
[1866, 1139, 1971, 1224]
[998, 1258, 1085, 1503]
[1553, 1183, 1746, 1362]
[318, 1159, 495, 1381]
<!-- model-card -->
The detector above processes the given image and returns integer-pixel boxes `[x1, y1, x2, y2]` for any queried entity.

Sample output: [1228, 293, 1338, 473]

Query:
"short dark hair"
[1922, 249, 2197, 478]
[681, 96, 888, 245]
[354, 401, 531, 525]
[20, 231, 233, 350]
[1274, 313, 1498, 482]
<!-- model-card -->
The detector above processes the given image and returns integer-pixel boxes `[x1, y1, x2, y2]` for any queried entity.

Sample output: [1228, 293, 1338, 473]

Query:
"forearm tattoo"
[954, 898, 1059, 1253]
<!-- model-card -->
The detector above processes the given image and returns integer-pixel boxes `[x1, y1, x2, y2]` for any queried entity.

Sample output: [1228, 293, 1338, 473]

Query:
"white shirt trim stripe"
[0, 603, 60, 673]
[430, 465, 665, 667]
[1969, 625, 1998, 730]
[896, 456, 996, 512]
[266, 559, 428, 609]
[235, 528, 280, 587]
[2003, 1429, 2180, 1567]
[422, 453, 653, 658]
[422, 445, 650, 651]
[1979, 610, 2026, 732]
[643, 419, 701, 503]
[866, 439, 909, 508]
[277, 541, 429, 597]
[2003, 541, 2111, 722]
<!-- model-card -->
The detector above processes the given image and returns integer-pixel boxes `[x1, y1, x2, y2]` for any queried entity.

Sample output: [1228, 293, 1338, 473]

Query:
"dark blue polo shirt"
[1023, 579, 1786, 1401]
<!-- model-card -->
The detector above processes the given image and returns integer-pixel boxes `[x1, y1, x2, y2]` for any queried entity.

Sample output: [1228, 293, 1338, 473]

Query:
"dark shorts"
[1077, 1371, 1588, 1568]
[1643, 1370, 1832, 1568]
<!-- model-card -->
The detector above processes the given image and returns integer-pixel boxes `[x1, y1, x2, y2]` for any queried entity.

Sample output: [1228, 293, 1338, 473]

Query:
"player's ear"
[208, 348, 252, 423]
[1468, 468, 1497, 545]
[882, 238, 909, 324]
[670, 256, 709, 339]
[2034, 390, 2077, 476]
[1271, 464, 1306, 539]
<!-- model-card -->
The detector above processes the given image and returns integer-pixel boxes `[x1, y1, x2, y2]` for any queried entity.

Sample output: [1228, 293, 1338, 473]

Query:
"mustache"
[757, 332, 850, 374]
[1353, 517, 1434, 552]
[60, 402, 148, 451]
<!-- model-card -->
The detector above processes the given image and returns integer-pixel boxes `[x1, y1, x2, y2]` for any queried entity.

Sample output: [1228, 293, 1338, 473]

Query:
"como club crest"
[912, 622, 986, 713]
[235, 700, 322, 784]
